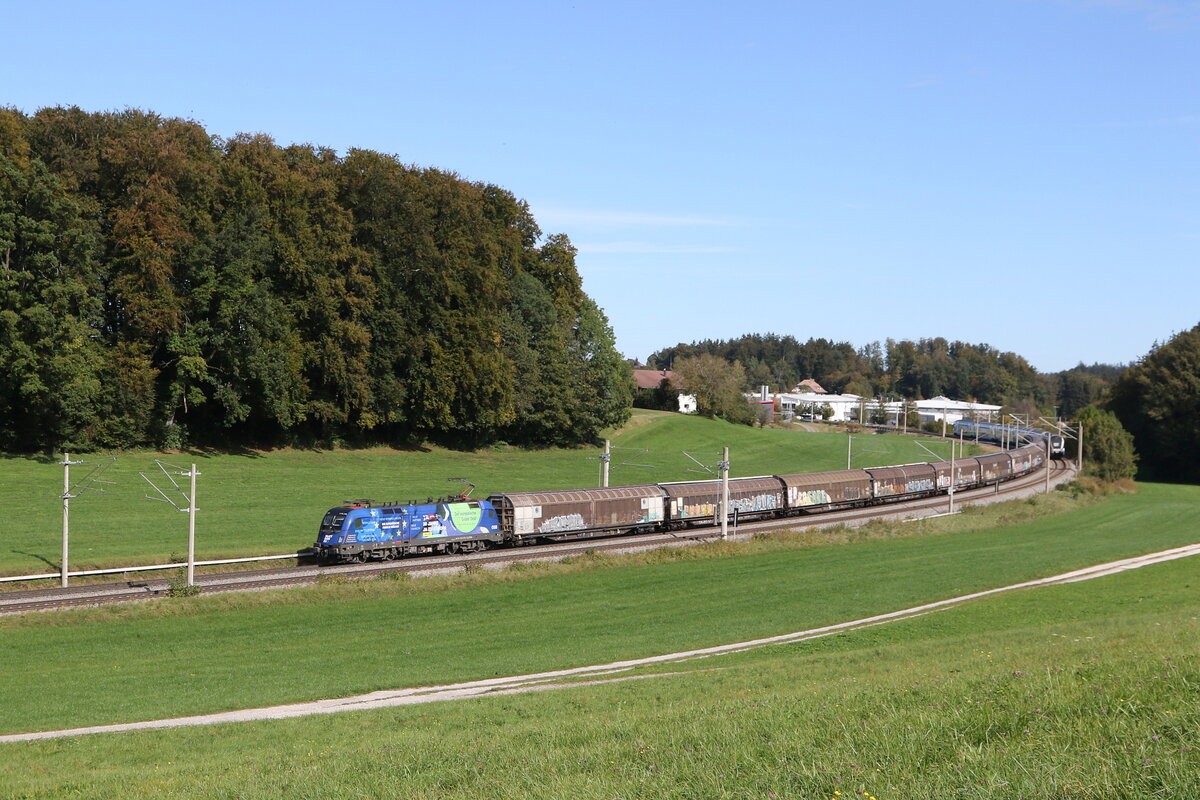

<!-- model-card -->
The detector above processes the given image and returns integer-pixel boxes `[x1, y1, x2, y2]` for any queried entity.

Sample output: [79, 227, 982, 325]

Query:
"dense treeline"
[648, 333, 1052, 409]
[648, 333, 1124, 420]
[1108, 324, 1200, 483]
[0, 107, 631, 452]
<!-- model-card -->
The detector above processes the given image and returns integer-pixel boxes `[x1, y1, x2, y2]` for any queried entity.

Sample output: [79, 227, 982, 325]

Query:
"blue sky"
[5, 0, 1197, 373]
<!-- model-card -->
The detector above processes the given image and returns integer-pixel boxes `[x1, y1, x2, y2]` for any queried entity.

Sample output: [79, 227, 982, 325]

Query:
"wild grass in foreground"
[1, 550, 1196, 799]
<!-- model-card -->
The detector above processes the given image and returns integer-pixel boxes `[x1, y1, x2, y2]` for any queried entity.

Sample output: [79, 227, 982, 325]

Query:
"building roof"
[633, 369, 678, 390]
[882, 395, 1002, 412]
[791, 379, 827, 394]
[772, 392, 862, 404]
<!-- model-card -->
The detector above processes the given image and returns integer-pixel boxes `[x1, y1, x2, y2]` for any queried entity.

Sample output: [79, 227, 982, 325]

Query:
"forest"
[0, 106, 632, 453]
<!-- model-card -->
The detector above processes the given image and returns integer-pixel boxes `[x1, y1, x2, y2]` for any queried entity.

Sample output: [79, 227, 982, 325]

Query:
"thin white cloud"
[1060, 0, 1200, 30]
[578, 241, 737, 255]
[1093, 113, 1200, 128]
[537, 208, 738, 227]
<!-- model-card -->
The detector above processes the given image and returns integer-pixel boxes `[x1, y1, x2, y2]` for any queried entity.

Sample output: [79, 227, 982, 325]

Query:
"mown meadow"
[0, 478, 1197, 797]
[0, 412, 967, 577]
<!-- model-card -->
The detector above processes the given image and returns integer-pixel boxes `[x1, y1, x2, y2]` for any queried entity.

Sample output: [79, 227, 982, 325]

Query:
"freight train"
[312, 442, 1047, 563]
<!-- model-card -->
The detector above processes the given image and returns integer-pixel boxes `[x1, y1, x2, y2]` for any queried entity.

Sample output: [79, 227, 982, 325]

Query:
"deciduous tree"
[673, 354, 753, 425]
[1108, 324, 1200, 482]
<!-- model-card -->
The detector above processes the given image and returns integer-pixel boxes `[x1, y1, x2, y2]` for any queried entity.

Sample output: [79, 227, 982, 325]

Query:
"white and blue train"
[951, 420, 1066, 458]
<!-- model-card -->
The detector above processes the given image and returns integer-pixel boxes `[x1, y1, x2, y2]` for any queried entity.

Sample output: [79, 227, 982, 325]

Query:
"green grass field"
[8, 414, 1192, 797]
[0, 481, 1197, 797]
[6, 482, 1194, 734]
[11, 559, 1194, 799]
[0, 413, 968, 577]
[0, 482, 1195, 796]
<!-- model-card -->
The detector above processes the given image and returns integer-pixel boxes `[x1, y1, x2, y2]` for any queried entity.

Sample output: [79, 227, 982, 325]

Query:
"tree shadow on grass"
[0, 453, 59, 464]
[10, 551, 58, 571]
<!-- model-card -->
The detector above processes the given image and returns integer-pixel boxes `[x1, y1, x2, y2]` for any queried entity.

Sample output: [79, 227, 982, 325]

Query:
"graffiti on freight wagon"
[678, 493, 779, 519]
[791, 489, 832, 507]
[538, 513, 587, 534]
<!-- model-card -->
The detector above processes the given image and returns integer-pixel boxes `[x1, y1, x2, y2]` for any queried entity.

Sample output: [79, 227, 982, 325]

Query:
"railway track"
[0, 459, 1075, 616]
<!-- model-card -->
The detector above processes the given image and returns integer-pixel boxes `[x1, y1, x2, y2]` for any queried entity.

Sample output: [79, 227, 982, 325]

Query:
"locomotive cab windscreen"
[320, 509, 349, 534]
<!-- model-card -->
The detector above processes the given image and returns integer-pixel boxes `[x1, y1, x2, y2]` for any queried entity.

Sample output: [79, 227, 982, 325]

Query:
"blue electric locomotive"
[314, 495, 503, 562]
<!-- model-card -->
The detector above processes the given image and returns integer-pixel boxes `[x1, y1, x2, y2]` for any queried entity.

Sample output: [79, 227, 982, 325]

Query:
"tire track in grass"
[4, 542, 1199, 743]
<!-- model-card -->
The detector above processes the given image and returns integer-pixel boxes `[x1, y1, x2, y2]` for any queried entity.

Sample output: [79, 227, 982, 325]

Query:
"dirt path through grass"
[4, 542, 1198, 743]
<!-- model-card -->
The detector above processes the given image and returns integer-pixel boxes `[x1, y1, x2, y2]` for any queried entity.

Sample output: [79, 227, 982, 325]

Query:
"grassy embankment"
[0, 480, 1198, 797]
[0, 412, 964, 576]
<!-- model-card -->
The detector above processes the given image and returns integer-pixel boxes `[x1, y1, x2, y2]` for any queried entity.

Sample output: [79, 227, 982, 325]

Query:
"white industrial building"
[765, 391, 1001, 426]
[882, 396, 1002, 426]
[770, 392, 863, 422]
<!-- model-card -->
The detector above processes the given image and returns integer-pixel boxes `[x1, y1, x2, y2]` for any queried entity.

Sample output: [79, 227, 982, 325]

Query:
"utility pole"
[61, 453, 75, 588]
[141, 460, 202, 588]
[847, 435, 853, 469]
[719, 446, 730, 541]
[1045, 434, 1052, 493]
[949, 439, 956, 514]
[187, 464, 198, 587]
[1077, 422, 1084, 475]
[59, 453, 115, 587]
[600, 439, 611, 488]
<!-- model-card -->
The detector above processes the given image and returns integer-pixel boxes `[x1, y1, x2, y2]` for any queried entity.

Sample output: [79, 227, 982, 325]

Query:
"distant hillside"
[648, 332, 1124, 416]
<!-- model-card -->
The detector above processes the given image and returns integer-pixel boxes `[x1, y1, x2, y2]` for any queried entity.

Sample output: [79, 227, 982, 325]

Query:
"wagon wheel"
[445, 541, 461, 555]
[379, 549, 396, 562]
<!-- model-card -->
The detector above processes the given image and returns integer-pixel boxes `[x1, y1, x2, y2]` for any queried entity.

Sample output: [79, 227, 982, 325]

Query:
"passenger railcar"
[953, 420, 1066, 459]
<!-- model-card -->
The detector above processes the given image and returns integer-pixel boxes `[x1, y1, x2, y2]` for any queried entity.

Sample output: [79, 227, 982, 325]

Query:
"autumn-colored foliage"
[0, 107, 631, 451]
